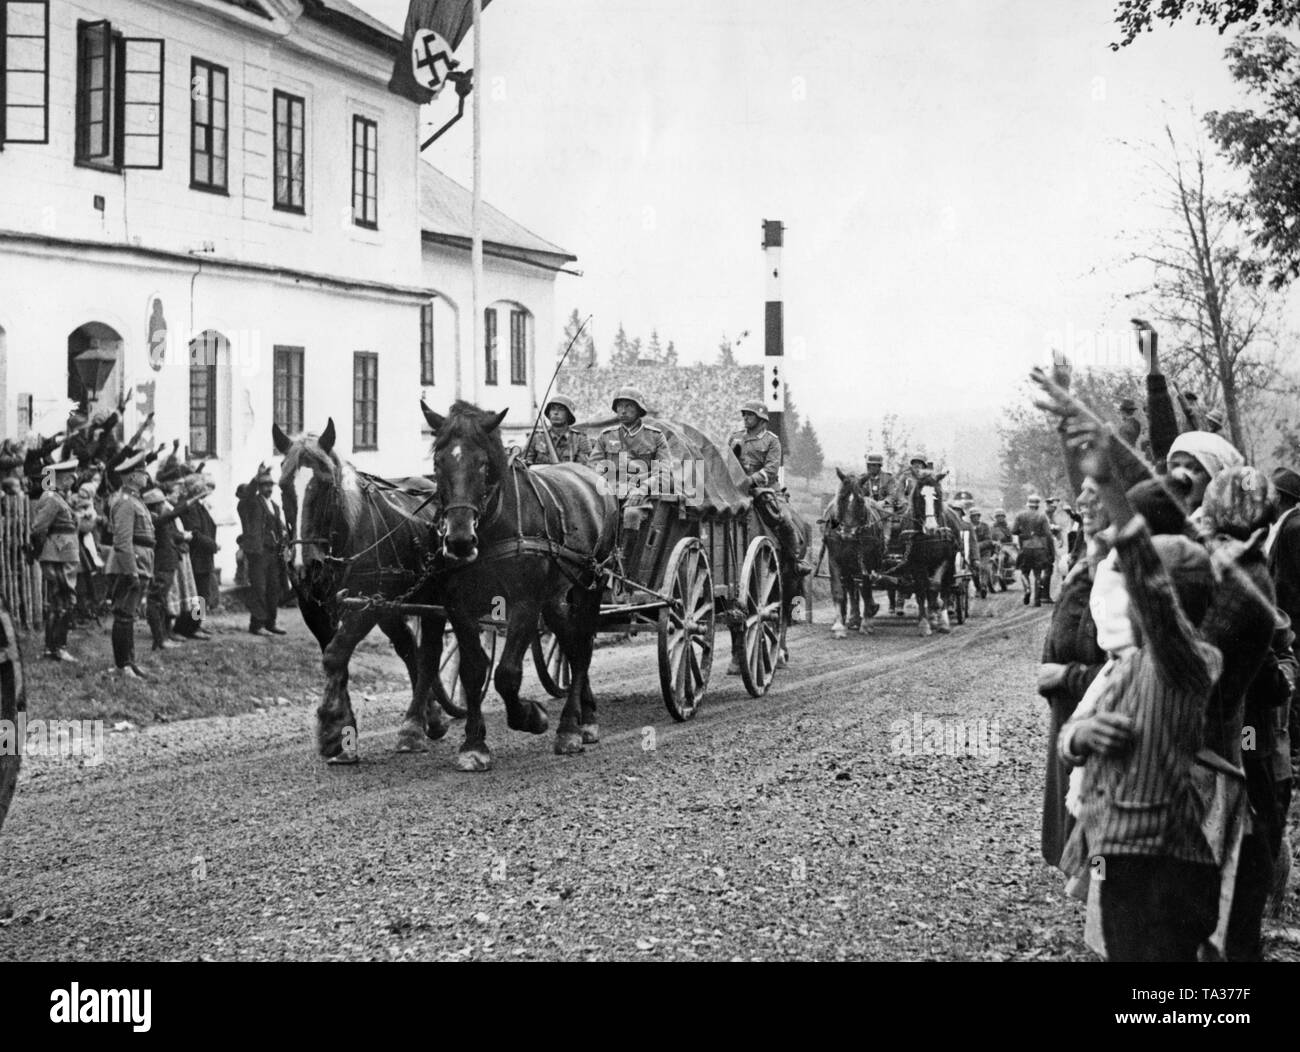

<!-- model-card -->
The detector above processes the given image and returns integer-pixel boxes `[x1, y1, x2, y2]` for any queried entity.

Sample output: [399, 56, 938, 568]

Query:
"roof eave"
[300, 0, 400, 54]
[421, 231, 579, 273]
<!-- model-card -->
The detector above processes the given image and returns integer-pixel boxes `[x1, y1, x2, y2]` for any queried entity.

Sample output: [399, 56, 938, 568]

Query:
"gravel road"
[2, 591, 1296, 961]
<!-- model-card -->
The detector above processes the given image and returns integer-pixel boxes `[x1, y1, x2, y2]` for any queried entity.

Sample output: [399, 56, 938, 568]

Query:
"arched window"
[66, 322, 124, 417]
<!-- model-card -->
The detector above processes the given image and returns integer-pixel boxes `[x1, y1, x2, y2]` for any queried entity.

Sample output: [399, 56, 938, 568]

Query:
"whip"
[526, 314, 591, 462]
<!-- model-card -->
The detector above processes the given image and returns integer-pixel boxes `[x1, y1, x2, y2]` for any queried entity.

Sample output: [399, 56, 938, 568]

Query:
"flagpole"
[470, 0, 484, 406]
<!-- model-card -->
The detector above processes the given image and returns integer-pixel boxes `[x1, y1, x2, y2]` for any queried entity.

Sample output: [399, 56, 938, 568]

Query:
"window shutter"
[2, 1, 50, 146]
[121, 38, 163, 169]
[76, 19, 112, 162]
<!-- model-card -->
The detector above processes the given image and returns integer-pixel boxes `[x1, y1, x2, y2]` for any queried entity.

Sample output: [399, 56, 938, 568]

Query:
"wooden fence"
[0, 494, 43, 631]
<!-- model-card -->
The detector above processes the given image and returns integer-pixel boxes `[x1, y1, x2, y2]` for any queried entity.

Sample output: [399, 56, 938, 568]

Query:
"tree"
[782, 383, 802, 447]
[997, 368, 1145, 508]
[1111, 0, 1300, 49]
[717, 335, 737, 366]
[609, 323, 636, 368]
[1126, 128, 1284, 451]
[862, 412, 914, 474]
[629, 337, 644, 364]
[1206, 34, 1300, 290]
[664, 340, 678, 366]
[789, 419, 825, 485]
[558, 309, 597, 367]
[647, 329, 663, 364]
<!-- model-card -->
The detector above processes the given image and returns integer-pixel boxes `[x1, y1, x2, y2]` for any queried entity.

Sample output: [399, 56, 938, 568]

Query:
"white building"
[0, 0, 574, 583]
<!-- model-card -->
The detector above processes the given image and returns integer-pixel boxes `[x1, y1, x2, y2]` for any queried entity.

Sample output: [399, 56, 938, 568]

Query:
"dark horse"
[891, 473, 961, 637]
[822, 469, 886, 638]
[421, 401, 617, 772]
[274, 419, 463, 764]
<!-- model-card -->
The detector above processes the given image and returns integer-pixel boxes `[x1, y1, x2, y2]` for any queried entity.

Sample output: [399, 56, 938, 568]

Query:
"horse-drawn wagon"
[530, 415, 799, 722]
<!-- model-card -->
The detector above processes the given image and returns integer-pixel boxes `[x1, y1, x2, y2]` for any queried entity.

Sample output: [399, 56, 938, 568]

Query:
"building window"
[1, 1, 51, 147]
[483, 309, 497, 386]
[353, 352, 377, 450]
[191, 58, 228, 193]
[509, 309, 527, 386]
[273, 346, 303, 436]
[189, 361, 217, 458]
[73, 20, 162, 169]
[351, 115, 377, 228]
[273, 90, 304, 212]
[420, 303, 434, 386]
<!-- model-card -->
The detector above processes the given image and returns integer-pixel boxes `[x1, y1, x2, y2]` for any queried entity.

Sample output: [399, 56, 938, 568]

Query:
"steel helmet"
[740, 401, 769, 422]
[545, 395, 578, 423]
[866, 452, 884, 465]
[611, 387, 649, 416]
[908, 452, 926, 466]
[969, 508, 982, 518]
[994, 509, 1007, 518]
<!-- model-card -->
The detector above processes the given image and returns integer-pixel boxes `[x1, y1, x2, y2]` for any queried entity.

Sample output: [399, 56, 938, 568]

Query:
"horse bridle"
[437, 481, 502, 540]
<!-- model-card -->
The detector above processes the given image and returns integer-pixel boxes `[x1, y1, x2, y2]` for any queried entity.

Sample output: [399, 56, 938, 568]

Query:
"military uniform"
[858, 469, 895, 503]
[30, 475, 80, 659]
[592, 388, 675, 581]
[730, 403, 809, 576]
[1011, 503, 1055, 604]
[730, 427, 781, 489]
[524, 425, 591, 466]
[105, 472, 155, 676]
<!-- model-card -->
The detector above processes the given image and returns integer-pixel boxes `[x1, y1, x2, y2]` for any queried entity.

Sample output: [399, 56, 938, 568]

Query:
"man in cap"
[1117, 397, 1142, 447]
[237, 464, 287, 636]
[524, 395, 591, 466]
[1011, 494, 1055, 605]
[104, 451, 153, 677]
[174, 472, 218, 640]
[857, 452, 894, 503]
[590, 388, 675, 584]
[968, 509, 994, 598]
[729, 402, 810, 576]
[1203, 408, 1226, 435]
[29, 456, 82, 661]
[143, 485, 197, 650]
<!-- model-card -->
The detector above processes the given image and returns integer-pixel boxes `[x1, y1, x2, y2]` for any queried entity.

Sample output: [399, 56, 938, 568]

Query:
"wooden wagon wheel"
[430, 622, 497, 715]
[657, 537, 715, 721]
[531, 624, 571, 699]
[954, 573, 970, 625]
[0, 603, 25, 839]
[738, 535, 783, 698]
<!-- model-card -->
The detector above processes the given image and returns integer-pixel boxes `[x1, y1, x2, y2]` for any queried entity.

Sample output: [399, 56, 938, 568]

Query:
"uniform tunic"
[30, 490, 80, 565]
[856, 470, 895, 503]
[524, 425, 592, 466]
[728, 427, 781, 487]
[106, 491, 154, 577]
[590, 421, 674, 503]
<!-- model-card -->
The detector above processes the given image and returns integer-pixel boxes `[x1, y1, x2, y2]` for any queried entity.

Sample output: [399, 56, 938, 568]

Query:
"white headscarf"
[1168, 431, 1244, 480]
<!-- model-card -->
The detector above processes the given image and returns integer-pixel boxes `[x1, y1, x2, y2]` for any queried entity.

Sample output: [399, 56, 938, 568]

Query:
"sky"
[358, 0, 1287, 462]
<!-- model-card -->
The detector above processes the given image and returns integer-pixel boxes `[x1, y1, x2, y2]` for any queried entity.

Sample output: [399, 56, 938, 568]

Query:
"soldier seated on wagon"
[729, 401, 811, 577]
[589, 387, 675, 586]
[524, 395, 592, 466]
[857, 452, 894, 503]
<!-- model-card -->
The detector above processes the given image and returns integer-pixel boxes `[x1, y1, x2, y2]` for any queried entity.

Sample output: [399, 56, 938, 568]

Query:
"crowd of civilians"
[0, 402, 290, 677]
[1031, 329, 1300, 962]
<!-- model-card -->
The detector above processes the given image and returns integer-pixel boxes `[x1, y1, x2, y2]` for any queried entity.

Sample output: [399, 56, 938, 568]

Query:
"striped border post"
[762, 219, 785, 485]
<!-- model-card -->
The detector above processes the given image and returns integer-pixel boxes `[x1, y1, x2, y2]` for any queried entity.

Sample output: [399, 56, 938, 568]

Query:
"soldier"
[1011, 493, 1056, 606]
[104, 452, 154, 678]
[857, 452, 894, 503]
[30, 456, 81, 661]
[968, 509, 994, 598]
[1203, 408, 1226, 435]
[1117, 397, 1142, 448]
[590, 387, 675, 585]
[990, 509, 1013, 545]
[524, 395, 591, 466]
[729, 402, 810, 576]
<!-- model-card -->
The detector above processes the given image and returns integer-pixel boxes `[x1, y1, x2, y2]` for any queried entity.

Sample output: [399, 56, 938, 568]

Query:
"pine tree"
[718, 335, 737, 366]
[647, 329, 663, 364]
[664, 340, 678, 366]
[791, 419, 825, 484]
[629, 337, 644, 364]
[558, 309, 597, 367]
[610, 323, 635, 367]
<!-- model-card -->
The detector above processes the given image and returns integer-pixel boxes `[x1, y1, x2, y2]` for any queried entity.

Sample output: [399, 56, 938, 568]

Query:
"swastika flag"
[388, 0, 496, 105]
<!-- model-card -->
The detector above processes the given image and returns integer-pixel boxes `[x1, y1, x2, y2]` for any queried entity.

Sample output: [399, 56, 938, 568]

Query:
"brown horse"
[421, 401, 617, 771]
[822, 469, 886, 637]
[274, 420, 463, 764]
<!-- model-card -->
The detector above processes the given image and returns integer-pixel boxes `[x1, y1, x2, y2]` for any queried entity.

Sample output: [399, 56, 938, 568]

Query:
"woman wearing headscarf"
[1166, 431, 1246, 519]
